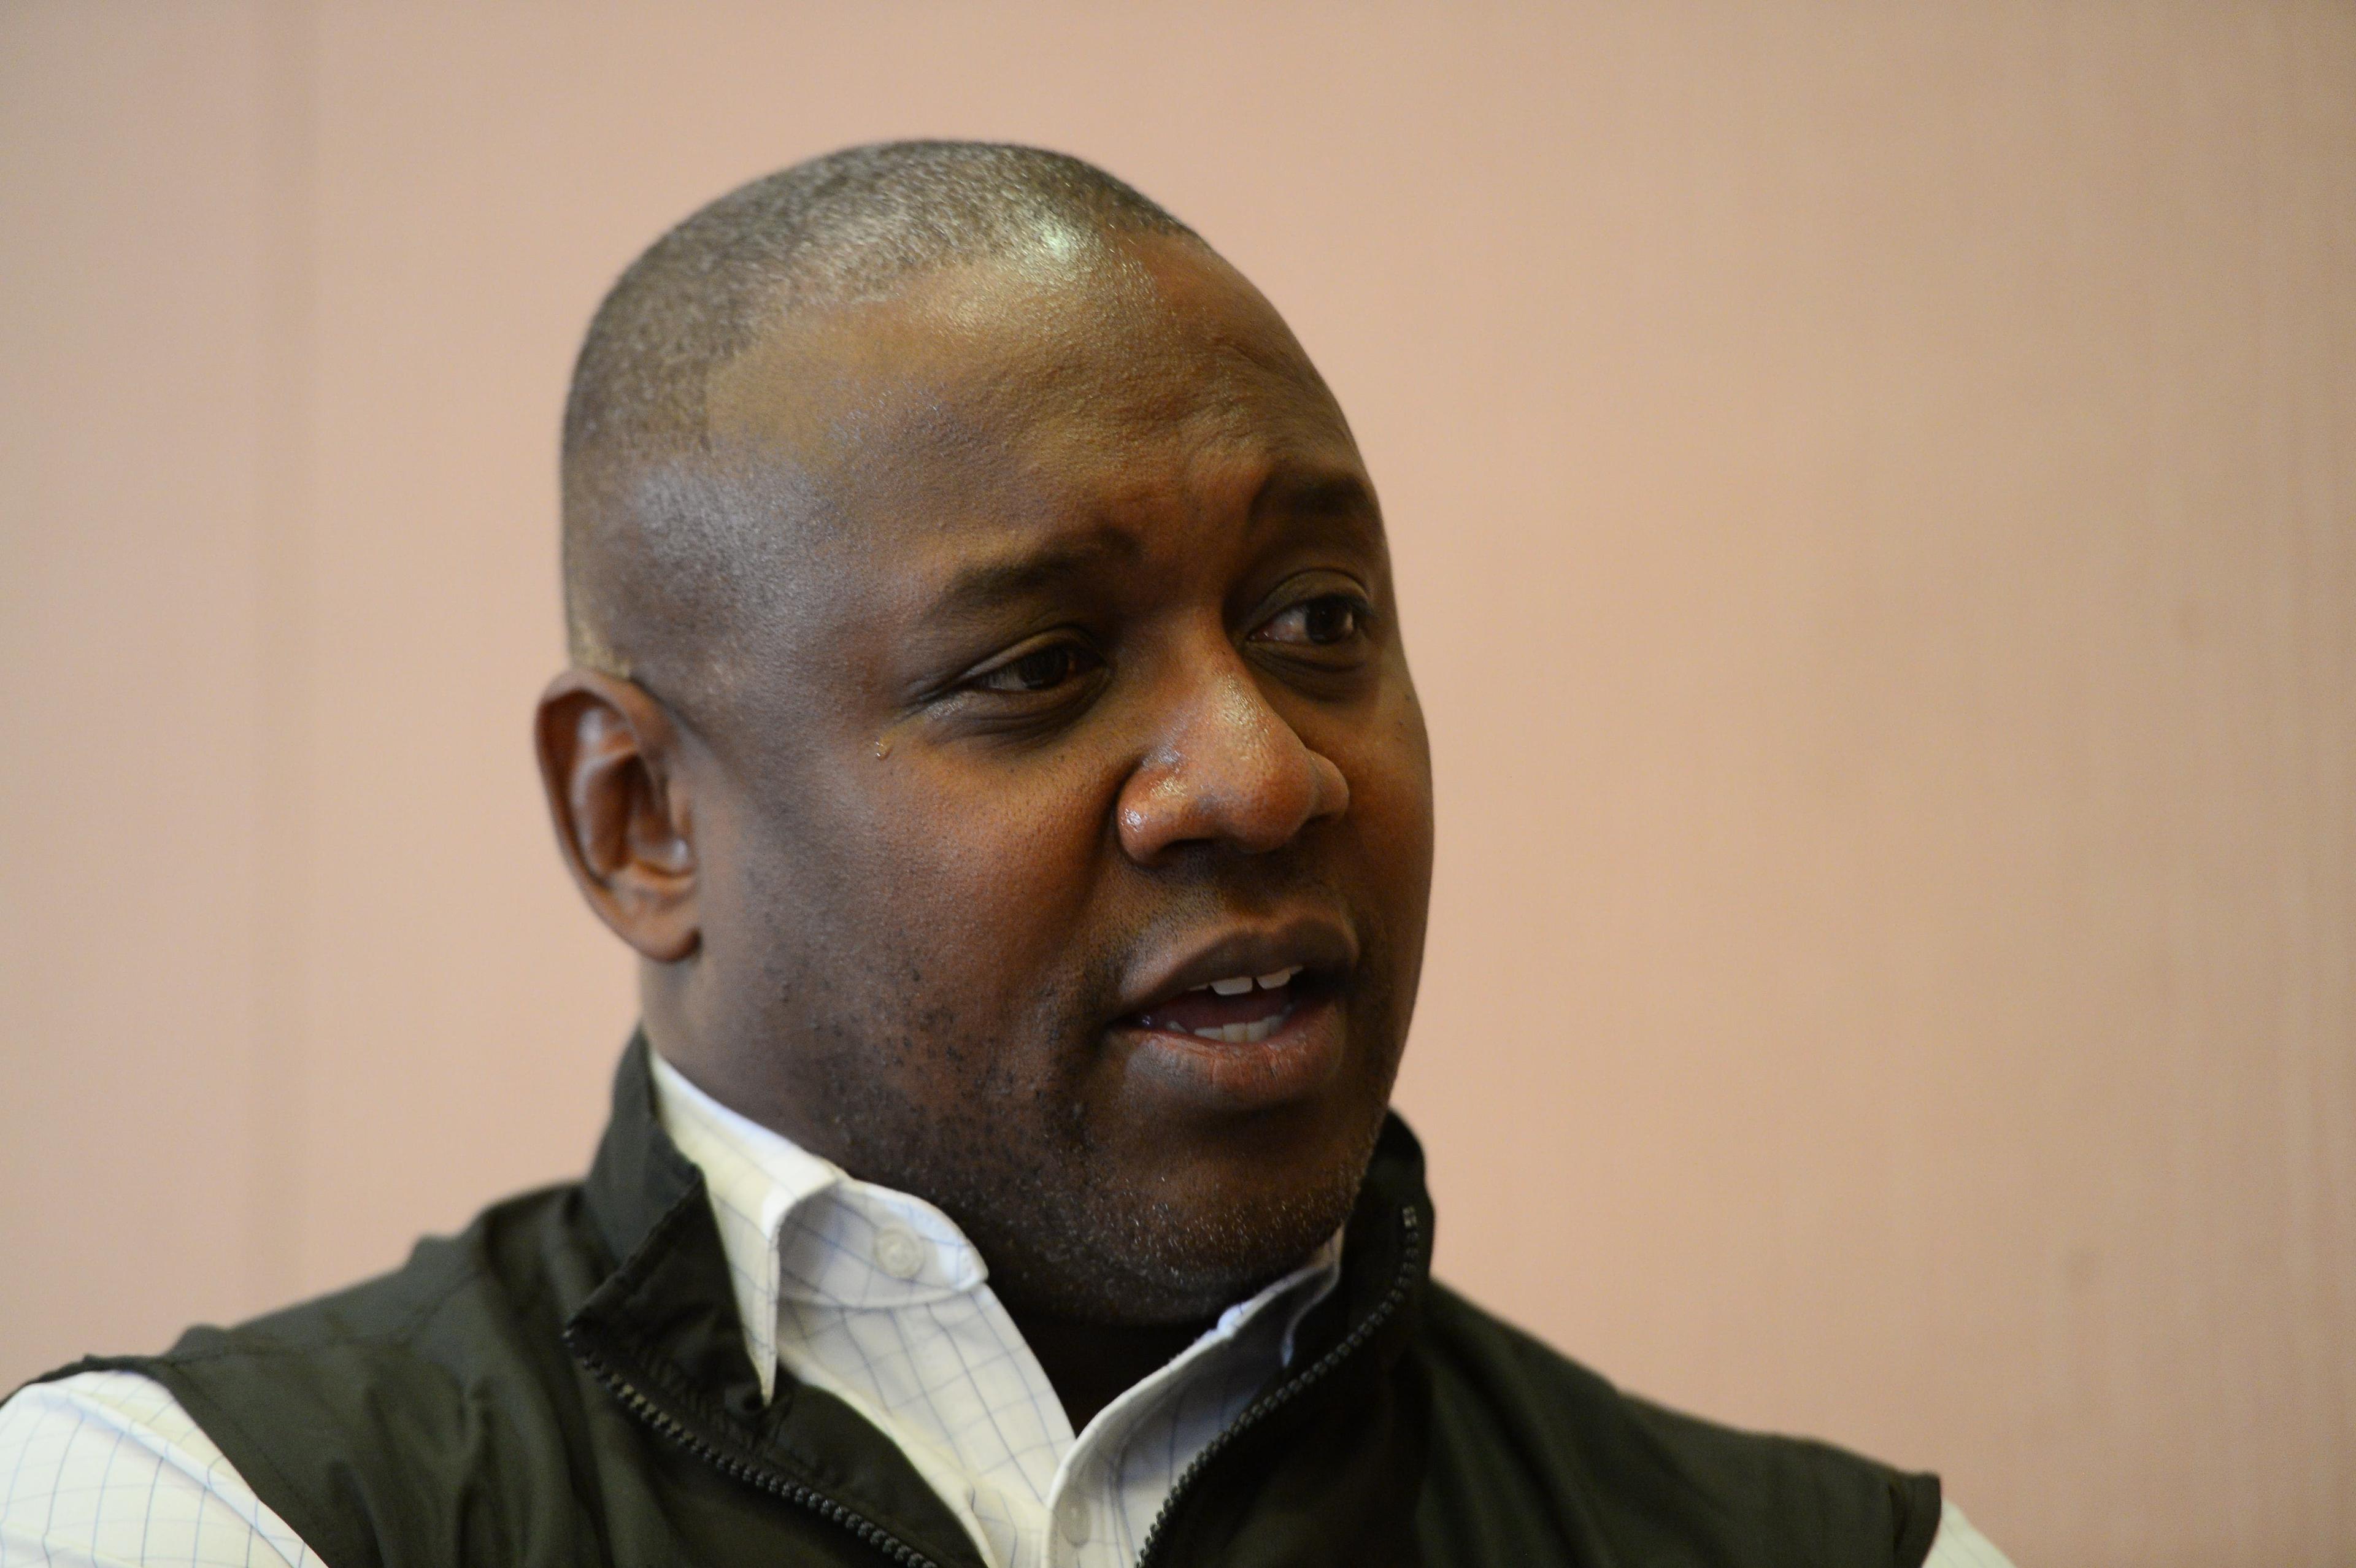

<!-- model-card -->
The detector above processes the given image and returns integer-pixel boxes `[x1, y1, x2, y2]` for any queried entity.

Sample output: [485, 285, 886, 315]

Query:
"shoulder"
[26, 1181, 599, 1568]
[1411, 1282, 1946, 1568]
[0, 1369, 318, 1566]
[150, 1180, 591, 1369]
[91, 1180, 595, 1435]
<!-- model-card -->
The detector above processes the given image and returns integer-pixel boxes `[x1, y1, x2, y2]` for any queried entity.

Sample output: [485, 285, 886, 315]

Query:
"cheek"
[839, 753, 1116, 1026]
[1331, 688, 1437, 901]
[1325, 690, 1437, 1048]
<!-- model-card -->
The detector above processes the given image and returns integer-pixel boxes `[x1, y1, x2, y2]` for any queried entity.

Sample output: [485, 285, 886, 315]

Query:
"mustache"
[1068, 859, 1364, 1017]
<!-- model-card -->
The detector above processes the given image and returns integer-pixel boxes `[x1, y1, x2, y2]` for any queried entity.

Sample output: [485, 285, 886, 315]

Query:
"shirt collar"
[647, 1048, 1342, 1407]
[650, 1051, 987, 1400]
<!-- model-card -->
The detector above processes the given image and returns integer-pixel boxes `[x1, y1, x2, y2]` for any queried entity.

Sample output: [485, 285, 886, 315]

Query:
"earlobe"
[534, 669, 701, 963]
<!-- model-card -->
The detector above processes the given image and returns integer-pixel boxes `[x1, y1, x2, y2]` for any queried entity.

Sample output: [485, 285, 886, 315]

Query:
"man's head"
[537, 142, 1434, 1325]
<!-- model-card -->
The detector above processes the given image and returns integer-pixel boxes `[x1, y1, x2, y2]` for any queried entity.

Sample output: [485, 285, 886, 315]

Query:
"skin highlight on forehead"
[712, 249, 1336, 513]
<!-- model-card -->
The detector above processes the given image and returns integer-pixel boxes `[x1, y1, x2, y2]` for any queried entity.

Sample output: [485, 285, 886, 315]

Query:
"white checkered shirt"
[642, 1050, 1345, 1567]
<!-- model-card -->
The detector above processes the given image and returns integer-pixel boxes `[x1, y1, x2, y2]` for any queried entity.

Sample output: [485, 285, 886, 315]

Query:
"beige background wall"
[4, 3, 2351, 1563]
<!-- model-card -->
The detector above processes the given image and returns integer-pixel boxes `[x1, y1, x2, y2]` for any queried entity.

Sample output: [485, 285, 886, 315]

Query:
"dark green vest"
[37, 1040, 1942, 1566]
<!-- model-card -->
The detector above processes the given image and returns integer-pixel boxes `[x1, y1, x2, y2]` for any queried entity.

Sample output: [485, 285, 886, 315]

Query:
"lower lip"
[1112, 990, 1347, 1112]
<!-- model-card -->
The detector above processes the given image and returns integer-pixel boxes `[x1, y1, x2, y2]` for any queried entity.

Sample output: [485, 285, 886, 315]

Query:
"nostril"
[1113, 685, 1349, 862]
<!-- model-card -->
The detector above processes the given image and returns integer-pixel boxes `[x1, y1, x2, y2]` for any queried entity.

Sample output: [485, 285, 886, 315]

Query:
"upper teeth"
[1198, 967, 1299, 996]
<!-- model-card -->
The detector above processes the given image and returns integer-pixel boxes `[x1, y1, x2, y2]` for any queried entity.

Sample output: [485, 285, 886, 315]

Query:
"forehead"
[705, 236, 1366, 544]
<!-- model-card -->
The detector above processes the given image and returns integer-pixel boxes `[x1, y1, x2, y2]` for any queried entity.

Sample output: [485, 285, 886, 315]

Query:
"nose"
[1115, 661, 1350, 863]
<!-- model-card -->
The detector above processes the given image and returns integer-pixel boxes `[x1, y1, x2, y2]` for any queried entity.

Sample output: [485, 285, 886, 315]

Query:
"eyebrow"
[1249, 466, 1384, 547]
[1255, 467, 1375, 518]
[914, 463, 1380, 626]
[920, 528, 1147, 623]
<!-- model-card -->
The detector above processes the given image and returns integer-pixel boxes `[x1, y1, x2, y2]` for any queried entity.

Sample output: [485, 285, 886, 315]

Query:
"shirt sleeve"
[0, 1369, 323, 1567]
[1923, 1501, 2017, 1567]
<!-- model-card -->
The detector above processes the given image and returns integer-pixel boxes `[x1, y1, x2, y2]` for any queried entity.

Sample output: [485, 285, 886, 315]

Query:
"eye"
[1254, 593, 1369, 647]
[970, 640, 1102, 694]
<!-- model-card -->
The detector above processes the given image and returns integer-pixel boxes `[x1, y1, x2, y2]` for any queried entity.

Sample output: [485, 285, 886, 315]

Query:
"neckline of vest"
[565, 1032, 1439, 1563]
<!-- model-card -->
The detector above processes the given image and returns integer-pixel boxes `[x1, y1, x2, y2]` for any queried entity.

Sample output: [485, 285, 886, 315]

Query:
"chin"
[1021, 1097, 1388, 1323]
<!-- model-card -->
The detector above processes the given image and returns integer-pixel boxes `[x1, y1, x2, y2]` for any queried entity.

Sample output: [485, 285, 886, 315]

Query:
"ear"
[534, 668, 701, 963]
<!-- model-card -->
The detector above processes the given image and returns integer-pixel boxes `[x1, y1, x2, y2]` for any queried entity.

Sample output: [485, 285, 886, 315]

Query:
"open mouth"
[1126, 966, 1319, 1045]
[1110, 918, 1355, 1107]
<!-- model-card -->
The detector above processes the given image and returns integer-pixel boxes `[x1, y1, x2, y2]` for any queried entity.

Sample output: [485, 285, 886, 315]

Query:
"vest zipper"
[1132, 1204, 1423, 1568]
[567, 1331, 943, 1568]
[572, 1202, 1418, 1568]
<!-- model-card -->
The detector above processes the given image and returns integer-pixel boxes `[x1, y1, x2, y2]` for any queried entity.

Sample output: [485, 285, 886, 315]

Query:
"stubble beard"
[925, 1105, 1387, 1323]
[806, 1005, 1399, 1326]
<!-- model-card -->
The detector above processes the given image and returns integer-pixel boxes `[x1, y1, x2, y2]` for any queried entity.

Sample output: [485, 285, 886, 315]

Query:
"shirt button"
[872, 1228, 924, 1280]
[1058, 1502, 1092, 1546]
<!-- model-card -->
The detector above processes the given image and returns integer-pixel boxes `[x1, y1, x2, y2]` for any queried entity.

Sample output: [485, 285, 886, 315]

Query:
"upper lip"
[1115, 913, 1360, 1018]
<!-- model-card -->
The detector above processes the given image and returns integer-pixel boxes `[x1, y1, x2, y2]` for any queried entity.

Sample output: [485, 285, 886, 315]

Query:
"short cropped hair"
[560, 142, 1199, 674]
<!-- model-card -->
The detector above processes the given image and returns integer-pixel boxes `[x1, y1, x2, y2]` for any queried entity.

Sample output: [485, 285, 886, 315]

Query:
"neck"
[1003, 1305, 1215, 1431]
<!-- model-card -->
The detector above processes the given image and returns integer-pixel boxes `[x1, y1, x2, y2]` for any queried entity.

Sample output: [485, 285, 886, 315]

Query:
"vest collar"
[567, 1031, 1436, 1568]
[580, 1031, 707, 1272]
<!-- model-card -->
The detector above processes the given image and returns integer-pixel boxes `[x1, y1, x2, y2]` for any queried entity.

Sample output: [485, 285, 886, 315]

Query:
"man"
[1, 142, 2012, 1567]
